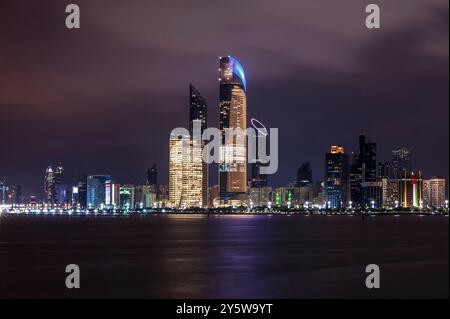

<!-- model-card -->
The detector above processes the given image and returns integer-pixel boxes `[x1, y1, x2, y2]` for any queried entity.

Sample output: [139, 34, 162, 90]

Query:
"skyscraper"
[378, 161, 392, 178]
[296, 161, 313, 187]
[392, 147, 412, 178]
[168, 132, 190, 208]
[78, 173, 87, 209]
[398, 171, 423, 208]
[349, 135, 379, 206]
[349, 152, 362, 206]
[146, 164, 158, 187]
[219, 56, 247, 199]
[324, 146, 350, 209]
[44, 166, 56, 205]
[189, 84, 208, 136]
[87, 175, 111, 209]
[0, 177, 8, 205]
[189, 85, 208, 207]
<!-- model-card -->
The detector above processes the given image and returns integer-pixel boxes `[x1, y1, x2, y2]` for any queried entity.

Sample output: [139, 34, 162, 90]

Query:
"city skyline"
[1, 0, 448, 199]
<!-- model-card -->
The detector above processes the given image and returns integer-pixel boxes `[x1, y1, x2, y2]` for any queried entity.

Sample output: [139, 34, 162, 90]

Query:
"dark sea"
[0, 214, 448, 298]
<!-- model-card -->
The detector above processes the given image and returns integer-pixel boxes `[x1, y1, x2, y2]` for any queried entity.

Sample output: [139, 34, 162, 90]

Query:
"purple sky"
[0, 0, 448, 198]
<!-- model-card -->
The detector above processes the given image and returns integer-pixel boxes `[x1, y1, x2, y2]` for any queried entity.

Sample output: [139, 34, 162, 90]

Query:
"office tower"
[119, 185, 135, 210]
[0, 177, 8, 205]
[71, 186, 79, 207]
[324, 146, 350, 209]
[378, 161, 392, 178]
[398, 171, 423, 208]
[423, 178, 446, 208]
[392, 147, 412, 178]
[169, 132, 190, 208]
[146, 164, 158, 186]
[189, 85, 208, 207]
[44, 166, 56, 205]
[249, 119, 269, 189]
[78, 173, 87, 208]
[54, 163, 65, 205]
[349, 152, 362, 206]
[380, 177, 398, 208]
[356, 135, 377, 181]
[219, 56, 247, 199]
[105, 180, 120, 208]
[86, 175, 110, 209]
[189, 84, 208, 136]
[296, 161, 313, 187]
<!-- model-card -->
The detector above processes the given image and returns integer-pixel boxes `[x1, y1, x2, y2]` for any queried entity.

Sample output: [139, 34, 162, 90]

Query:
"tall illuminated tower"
[44, 166, 55, 205]
[218, 56, 247, 199]
[190, 84, 208, 207]
[168, 132, 190, 208]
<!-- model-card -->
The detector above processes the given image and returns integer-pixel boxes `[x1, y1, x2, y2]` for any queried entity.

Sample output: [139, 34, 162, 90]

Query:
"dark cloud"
[0, 0, 448, 197]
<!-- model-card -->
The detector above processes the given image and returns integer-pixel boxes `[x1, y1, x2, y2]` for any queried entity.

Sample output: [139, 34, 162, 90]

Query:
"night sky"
[0, 0, 448, 199]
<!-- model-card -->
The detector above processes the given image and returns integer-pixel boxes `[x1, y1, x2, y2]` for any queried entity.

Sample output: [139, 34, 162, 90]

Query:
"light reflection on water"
[0, 214, 447, 299]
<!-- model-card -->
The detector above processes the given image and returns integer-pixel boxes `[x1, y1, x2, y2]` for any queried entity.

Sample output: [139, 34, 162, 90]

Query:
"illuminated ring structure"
[250, 118, 268, 136]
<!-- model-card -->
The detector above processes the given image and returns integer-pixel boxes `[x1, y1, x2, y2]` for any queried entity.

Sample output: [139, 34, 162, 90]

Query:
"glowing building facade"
[168, 132, 190, 208]
[219, 56, 247, 199]
[324, 146, 350, 209]
[398, 171, 423, 208]
[189, 85, 208, 207]
[423, 178, 446, 208]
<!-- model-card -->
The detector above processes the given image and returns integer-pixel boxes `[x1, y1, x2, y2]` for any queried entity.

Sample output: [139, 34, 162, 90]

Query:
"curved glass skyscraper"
[219, 56, 247, 199]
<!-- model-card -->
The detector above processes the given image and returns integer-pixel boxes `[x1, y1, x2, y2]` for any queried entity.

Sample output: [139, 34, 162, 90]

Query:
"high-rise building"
[119, 185, 135, 210]
[249, 119, 269, 189]
[146, 164, 158, 187]
[392, 147, 412, 178]
[105, 180, 120, 208]
[297, 161, 313, 187]
[378, 161, 392, 178]
[423, 178, 446, 208]
[349, 135, 378, 206]
[169, 132, 190, 208]
[78, 173, 87, 208]
[219, 56, 247, 200]
[0, 177, 8, 205]
[380, 177, 398, 208]
[87, 175, 110, 209]
[349, 152, 363, 206]
[398, 171, 423, 208]
[324, 146, 350, 209]
[44, 166, 56, 205]
[189, 85, 208, 207]
[71, 186, 79, 207]
[54, 163, 65, 205]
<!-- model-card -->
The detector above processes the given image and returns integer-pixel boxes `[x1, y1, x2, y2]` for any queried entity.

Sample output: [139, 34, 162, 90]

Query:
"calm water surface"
[0, 214, 448, 298]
